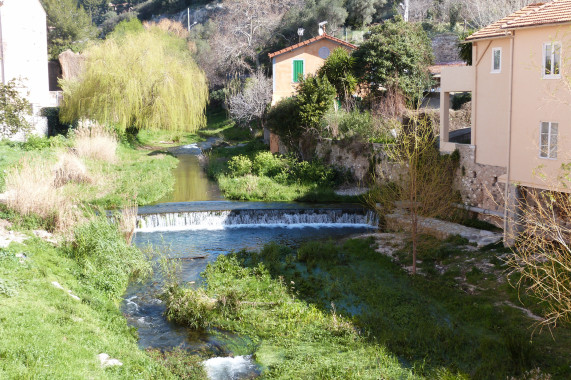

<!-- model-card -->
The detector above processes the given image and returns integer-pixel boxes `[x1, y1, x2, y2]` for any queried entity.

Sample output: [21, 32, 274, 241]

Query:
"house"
[267, 33, 356, 152]
[438, 0, 571, 238]
[269, 33, 356, 105]
[0, 0, 55, 139]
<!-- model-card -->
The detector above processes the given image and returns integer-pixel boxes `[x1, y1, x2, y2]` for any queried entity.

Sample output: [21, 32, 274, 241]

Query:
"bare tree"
[506, 167, 571, 328]
[212, 0, 296, 73]
[465, 0, 537, 28]
[366, 115, 459, 274]
[228, 70, 272, 132]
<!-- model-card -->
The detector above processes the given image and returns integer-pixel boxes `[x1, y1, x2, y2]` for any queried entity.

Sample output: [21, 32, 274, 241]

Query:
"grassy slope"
[0, 238, 174, 379]
[167, 237, 571, 379]
[0, 135, 185, 377]
[0, 140, 178, 209]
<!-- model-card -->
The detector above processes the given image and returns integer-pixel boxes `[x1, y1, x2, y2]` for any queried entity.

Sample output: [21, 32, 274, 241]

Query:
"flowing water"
[123, 147, 377, 379]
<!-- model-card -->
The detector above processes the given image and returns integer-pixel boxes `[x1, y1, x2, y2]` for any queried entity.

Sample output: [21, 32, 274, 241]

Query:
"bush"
[69, 218, 151, 299]
[72, 123, 118, 162]
[266, 97, 301, 148]
[227, 155, 253, 177]
[293, 159, 335, 186]
[339, 110, 373, 138]
[21, 135, 51, 151]
[252, 151, 284, 177]
[451, 92, 472, 111]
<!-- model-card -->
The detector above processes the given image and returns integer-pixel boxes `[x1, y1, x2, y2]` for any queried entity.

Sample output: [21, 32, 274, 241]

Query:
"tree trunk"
[411, 212, 417, 275]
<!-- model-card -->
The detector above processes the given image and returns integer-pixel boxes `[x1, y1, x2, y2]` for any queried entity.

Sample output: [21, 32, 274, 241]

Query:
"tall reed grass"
[53, 151, 92, 187]
[118, 200, 138, 245]
[5, 157, 79, 231]
[73, 123, 118, 162]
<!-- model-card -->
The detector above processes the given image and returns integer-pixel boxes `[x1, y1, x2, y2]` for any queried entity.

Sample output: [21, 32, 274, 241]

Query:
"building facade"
[0, 0, 53, 139]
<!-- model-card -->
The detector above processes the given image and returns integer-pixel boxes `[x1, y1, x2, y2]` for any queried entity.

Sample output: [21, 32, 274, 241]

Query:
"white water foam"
[203, 355, 258, 380]
[136, 209, 378, 232]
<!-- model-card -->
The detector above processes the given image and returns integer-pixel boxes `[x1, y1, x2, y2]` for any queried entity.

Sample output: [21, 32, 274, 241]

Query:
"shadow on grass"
[226, 237, 571, 379]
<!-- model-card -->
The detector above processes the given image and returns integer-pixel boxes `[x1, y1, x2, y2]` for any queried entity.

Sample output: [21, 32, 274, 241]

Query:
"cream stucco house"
[441, 0, 571, 191]
[0, 0, 55, 139]
[439, 0, 571, 236]
[267, 33, 356, 151]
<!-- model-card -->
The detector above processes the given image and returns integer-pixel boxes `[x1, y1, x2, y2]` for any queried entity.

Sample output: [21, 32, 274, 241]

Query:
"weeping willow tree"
[60, 25, 208, 133]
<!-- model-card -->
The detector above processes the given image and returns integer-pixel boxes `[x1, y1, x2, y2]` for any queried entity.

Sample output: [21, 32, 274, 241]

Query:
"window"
[293, 60, 304, 83]
[543, 42, 561, 78]
[491, 48, 501, 73]
[540, 121, 558, 159]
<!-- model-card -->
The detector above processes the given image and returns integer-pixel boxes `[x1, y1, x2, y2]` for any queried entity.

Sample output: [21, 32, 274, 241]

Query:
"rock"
[97, 353, 123, 368]
[58, 50, 85, 81]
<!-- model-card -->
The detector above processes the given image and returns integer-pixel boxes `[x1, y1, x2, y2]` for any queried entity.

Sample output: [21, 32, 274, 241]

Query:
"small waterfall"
[203, 355, 259, 380]
[136, 208, 378, 232]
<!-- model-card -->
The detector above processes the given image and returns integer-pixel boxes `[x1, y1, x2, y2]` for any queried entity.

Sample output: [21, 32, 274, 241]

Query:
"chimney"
[318, 21, 328, 36]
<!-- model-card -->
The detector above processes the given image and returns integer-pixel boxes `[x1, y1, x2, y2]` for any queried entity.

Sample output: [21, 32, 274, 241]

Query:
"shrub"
[266, 97, 301, 148]
[53, 152, 92, 187]
[252, 151, 284, 177]
[69, 218, 151, 299]
[293, 159, 335, 186]
[227, 155, 252, 177]
[164, 286, 216, 329]
[21, 135, 51, 151]
[338, 110, 373, 138]
[72, 123, 118, 162]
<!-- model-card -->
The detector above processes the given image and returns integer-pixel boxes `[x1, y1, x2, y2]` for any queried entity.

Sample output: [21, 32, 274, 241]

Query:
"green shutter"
[293, 60, 304, 82]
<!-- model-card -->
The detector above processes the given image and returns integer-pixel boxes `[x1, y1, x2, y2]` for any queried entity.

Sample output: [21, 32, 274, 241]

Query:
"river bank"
[0, 131, 184, 378]
[165, 234, 571, 379]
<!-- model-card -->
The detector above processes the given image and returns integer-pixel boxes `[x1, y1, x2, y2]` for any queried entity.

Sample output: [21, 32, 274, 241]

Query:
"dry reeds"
[506, 185, 571, 328]
[53, 151, 92, 187]
[5, 157, 79, 232]
[143, 19, 190, 39]
[73, 123, 118, 162]
[118, 200, 138, 245]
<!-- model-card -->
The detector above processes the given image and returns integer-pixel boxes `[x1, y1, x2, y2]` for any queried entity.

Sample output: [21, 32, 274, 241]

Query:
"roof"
[428, 62, 467, 76]
[466, 0, 571, 42]
[268, 34, 357, 59]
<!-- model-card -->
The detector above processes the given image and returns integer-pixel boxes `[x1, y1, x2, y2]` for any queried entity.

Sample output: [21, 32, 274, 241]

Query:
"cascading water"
[136, 208, 379, 232]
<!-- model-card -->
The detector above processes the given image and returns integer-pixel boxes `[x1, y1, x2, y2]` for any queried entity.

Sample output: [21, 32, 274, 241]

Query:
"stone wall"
[315, 140, 507, 224]
[315, 139, 404, 184]
[454, 144, 506, 217]
[432, 33, 461, 64]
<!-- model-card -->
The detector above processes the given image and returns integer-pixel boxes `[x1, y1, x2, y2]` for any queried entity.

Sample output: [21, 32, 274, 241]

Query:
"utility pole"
[187, 8, 190, 32]
[401, 0, 409, 22]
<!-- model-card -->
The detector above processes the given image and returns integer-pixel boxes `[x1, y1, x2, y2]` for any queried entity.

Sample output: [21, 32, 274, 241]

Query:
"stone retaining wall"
[315, 140, 506, 222]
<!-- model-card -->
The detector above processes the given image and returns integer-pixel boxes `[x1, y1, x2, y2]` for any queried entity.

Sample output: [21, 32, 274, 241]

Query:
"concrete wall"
[271, 39, 354, 104]
[0, 0, 50, 106]
[472, 37, 512, 167]
[0, 0, 50, 138]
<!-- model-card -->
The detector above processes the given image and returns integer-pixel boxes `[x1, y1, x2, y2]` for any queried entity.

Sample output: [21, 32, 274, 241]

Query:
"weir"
[136, 207, 379, 231]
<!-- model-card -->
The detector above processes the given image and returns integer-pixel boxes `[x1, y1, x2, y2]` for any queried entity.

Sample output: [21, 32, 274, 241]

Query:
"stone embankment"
[385, 210, 503, 247]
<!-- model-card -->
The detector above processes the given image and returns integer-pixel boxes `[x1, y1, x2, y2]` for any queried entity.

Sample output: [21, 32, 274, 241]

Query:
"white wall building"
[0, 0, 54, 138]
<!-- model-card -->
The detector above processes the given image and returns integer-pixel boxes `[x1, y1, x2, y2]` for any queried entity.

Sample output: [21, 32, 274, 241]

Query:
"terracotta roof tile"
[465, 3, 546, 41]
[268, 34, 356, 59]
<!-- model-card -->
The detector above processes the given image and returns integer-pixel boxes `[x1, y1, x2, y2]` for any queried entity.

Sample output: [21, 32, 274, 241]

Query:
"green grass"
[206, 139, 360, 203]
[198, 107, 253, 144]
[136, 129, 203, 148]
[0, 136, 178, 210]
[166, 237, 571, 379]
[0, 233, 178, 379]
[164, 254, 418, 379]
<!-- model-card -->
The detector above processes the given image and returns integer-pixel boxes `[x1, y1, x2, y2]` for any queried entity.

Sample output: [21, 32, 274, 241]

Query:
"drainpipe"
[503, 35, 515, 241]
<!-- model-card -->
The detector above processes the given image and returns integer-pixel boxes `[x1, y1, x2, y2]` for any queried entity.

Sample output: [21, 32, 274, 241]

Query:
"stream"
[123, 141, 377, 379]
